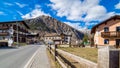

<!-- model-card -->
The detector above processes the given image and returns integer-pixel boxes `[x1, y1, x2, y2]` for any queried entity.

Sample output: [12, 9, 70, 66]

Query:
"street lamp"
[16, 20, 19, 47]
[14, 16, 19, 47]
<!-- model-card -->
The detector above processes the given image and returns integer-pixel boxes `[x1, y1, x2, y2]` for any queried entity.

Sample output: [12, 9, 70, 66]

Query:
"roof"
[0, 20, 30, 29]
[44, 33, 59, 37]
[60, 33, 72, 36]
[44, 33, 72, 37]
[91, 15, 120, 34]
[53, 39, 62, 41]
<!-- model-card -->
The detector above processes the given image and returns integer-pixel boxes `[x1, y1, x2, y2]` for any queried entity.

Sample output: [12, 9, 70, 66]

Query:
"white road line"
[24, 47, 40, 68]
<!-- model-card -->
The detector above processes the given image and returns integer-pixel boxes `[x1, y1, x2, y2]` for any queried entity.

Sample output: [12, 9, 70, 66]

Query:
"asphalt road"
[0, 45, 46, 68]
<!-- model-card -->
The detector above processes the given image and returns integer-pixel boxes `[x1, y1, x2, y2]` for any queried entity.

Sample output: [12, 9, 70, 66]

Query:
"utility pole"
[16, 20, 19, 47]
[14, 16, 19, 47]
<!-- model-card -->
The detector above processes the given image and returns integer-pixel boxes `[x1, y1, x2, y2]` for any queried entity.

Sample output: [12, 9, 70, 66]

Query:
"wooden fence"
[47, 44, 66, 68]
[47, 45, 97, 68]
[48, 45, 120, 68]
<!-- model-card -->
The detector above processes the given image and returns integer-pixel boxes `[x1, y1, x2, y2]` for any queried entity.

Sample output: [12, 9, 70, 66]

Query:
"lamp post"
[16, 20, 19, 47]
[14, 16, 19, 47]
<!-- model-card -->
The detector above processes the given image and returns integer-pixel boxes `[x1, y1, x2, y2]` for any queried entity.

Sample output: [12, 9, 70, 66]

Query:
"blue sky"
[0, 0, 120, 31]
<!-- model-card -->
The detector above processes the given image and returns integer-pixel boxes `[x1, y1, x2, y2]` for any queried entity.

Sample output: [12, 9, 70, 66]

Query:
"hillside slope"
[25, 15, 84, 44]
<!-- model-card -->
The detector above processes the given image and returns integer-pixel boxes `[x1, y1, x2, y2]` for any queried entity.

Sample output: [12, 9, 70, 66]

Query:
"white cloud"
[4, 2, 13, 6]
[84, 5, 106, 22]
[65, 22, 82, 29]
[22, 5, 50, 19]
[84, 6, 115, 22]
[35, 4, 41, 8]
[64, 22, 88, 32]
[85, 22, 97, 26]
[115, 2, 120, 9]
[16, 11, 23, 16]
[15, 2, 27, 8]
[0, 11, 6, 15]
[0, 11, 4, 14]
[49, 0, 115, 22]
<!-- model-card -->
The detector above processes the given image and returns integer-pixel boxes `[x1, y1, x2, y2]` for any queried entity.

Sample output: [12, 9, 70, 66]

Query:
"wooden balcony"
[13, 25, 29, 33]
[0, 26, 9, 30]
[13, 33, 26, 37]
[101, 31, 120, 38]
[0, 32, 9, 36]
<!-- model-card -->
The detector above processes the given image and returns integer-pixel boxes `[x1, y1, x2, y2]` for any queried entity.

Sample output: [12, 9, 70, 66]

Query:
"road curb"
[24, 47, 40, 68]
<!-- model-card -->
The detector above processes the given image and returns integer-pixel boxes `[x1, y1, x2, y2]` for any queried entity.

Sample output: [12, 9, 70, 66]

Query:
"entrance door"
[116, 39, 120, 48]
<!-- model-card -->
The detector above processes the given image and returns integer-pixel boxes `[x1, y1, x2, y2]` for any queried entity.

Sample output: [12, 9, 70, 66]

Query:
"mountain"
[25, 15, 84, 44]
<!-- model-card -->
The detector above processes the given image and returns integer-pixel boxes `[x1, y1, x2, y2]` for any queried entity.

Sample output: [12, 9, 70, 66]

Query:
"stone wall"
[98, 46, 120, 68]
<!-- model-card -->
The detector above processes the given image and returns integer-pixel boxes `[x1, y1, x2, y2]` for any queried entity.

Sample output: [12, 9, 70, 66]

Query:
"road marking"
[24, 46, 40, 68]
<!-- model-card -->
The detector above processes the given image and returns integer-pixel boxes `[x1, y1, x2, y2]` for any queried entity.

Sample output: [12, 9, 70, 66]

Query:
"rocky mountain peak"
[25, 16, 84, 44]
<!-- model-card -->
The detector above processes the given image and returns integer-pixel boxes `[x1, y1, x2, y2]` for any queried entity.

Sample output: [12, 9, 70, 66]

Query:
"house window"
[104, 27, 109, 32]
[104, 39, 109, 44]
[3, 37, 5, 40]
[116, 26, 120, 31]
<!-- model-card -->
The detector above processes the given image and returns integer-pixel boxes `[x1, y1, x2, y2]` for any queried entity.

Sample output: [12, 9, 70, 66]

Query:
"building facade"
[44, 33, 72, 45]
[27, 32, 39, 44]
[44, 33, 61, 44]
[91, 15, 120, 47]
[0, 21, 30, 47]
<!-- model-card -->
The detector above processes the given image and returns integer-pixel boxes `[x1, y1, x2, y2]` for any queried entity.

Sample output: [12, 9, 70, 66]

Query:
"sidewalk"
[30, 45, 50, 68]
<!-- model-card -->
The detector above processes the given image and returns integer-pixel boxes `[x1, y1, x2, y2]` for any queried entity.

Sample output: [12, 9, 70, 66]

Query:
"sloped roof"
[0, 20, 30, 29]
[44, 33, 72, 37]
[91, 15, 120, 34]
[44, 33, 59, 37]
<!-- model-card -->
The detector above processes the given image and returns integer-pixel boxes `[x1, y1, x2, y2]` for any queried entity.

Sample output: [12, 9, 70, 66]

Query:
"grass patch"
[59, 53, 86, 68]
[13, 42, 27, 46]
[59, 47, 98, 63]
[19, 43, 27, 46]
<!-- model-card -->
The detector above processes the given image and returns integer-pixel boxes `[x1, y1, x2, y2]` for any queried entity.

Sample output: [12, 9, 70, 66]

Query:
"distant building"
[91, 15, 120, 47]
[27, 32, 39, 44]
[44, 33, 72, 45]
[0, 21, 30, 47]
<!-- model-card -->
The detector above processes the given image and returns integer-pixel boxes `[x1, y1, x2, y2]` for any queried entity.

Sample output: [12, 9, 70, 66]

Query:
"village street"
[0, 45, 50, 68]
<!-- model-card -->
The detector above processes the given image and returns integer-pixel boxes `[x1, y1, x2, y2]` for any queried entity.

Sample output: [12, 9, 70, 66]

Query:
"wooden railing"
[47, 45, 70, 68]
[13, 33, 26, 37]
[48, 45, 120, 68]
[0, 26, 9, 30]
[13, 25, 29, 33]
[0, 32, 9, 36]
[47, 45, 97, 68]
[101, 31, 120, 38]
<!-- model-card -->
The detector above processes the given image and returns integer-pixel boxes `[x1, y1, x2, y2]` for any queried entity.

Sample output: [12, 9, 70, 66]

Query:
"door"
[116, 39, 120, 48]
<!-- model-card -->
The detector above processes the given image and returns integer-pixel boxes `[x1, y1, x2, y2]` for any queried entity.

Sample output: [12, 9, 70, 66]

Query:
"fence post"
[50, 44, 51, 50]
[47, 45, 49, 50]
[98, 46, 120, 68]
[49, 44, 51, 54]
[54, 44, 57, 61]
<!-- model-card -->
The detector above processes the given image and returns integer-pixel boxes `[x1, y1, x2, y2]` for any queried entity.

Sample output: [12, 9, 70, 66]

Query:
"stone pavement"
[30, 45, 50, 68]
